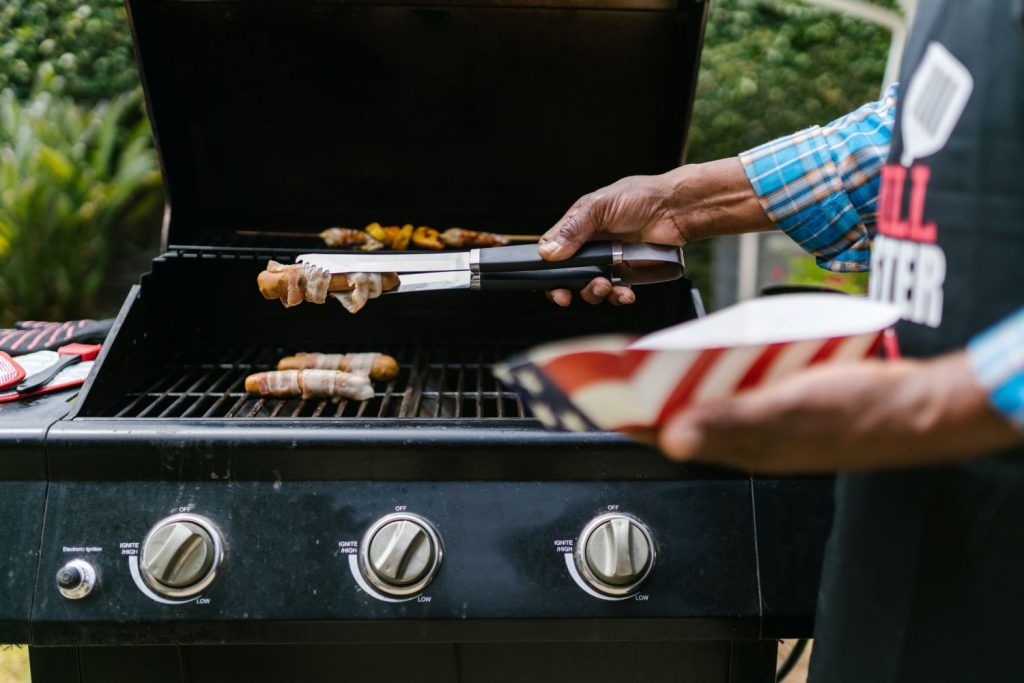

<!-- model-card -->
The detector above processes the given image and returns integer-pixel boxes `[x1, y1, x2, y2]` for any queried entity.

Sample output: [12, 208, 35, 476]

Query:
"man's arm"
[656, 308, 1024, 474]
[540, 84, 899, 303]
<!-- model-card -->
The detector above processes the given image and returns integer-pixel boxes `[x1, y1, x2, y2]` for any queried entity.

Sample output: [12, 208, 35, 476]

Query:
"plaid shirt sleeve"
[739, 83, 898, 272]
[968, 308, 1024, 432]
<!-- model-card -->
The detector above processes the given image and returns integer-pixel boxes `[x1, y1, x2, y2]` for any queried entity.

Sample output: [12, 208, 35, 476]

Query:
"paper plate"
[495, 294, 901, 432]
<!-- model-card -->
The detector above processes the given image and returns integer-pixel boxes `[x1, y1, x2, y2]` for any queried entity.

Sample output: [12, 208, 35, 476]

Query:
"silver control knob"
[359, 513, 443, 597]
[140, 513, 223, 598]
[575, 513, 655, 596]
[56, 559, 97, 600]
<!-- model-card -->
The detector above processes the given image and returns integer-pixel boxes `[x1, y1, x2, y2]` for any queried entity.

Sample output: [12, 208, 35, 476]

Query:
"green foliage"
[689, 0, 895, 164]
[0, 86, 162, 325]
[0, 0, 139, 103]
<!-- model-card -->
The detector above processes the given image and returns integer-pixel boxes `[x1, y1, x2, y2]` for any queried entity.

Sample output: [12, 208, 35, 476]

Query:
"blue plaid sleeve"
[739, 83, 898, 272]
[968, 308, 1024, 432]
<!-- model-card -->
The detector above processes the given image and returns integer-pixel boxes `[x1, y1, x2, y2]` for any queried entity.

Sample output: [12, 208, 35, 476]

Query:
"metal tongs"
[297, 242, 684, 294]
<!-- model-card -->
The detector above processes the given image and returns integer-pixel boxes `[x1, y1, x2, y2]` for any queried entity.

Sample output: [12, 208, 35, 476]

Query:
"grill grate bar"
[106, 343, 530, 420]
[332, 399, 350, 417]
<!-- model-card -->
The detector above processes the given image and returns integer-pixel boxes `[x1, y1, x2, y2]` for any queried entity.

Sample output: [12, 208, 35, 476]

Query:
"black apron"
[809, 2, 1024, 681]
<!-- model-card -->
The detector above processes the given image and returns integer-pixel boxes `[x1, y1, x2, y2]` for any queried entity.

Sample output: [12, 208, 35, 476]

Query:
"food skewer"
[237, 230, 322, 239]
[236, 226, 542, 249]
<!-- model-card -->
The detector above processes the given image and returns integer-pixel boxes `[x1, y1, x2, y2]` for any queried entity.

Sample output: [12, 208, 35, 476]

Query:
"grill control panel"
[34, 480, 765, 644]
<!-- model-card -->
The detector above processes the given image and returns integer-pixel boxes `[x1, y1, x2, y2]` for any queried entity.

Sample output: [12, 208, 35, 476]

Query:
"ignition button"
[56, 559, 97, 600]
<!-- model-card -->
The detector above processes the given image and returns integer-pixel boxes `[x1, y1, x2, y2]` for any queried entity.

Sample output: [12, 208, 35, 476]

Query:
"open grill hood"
[126, 0, 708, 247]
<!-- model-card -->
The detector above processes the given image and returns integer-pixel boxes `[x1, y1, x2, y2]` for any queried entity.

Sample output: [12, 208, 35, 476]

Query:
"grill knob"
[575, 513, 655, 597]
[359, 513, 443, 597]
[140, 514, 223, 598]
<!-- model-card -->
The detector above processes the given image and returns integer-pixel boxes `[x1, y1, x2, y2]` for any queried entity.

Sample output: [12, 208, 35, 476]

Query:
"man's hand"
[539, 157, 776, 306]
[540, 173, 685, 307]
[656, 351, 1022, 474]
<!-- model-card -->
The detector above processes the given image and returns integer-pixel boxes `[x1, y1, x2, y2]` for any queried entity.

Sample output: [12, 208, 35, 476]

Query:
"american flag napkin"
[495, 294, 901, 433]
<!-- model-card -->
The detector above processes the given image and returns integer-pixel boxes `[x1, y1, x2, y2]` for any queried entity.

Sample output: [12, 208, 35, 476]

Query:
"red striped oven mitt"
[0, 319, 113, 355]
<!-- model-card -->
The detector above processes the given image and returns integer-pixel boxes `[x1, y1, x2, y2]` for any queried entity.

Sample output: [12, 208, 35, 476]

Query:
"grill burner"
[109, 343, 529, 420]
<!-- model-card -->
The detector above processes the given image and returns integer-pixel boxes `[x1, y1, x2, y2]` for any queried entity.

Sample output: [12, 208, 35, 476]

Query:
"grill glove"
[0, 320, 114, 355]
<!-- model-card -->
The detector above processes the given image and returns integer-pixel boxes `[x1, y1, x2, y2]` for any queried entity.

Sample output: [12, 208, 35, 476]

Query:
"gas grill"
[14, 0, 835, 680]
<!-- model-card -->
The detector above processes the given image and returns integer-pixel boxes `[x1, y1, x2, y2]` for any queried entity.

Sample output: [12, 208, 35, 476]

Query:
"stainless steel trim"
[469, 249, 481, 272]
[611, 242, 624, 266]
[573, 512, 655, 598]
[57, 559, 97, 600]
[386, 271, 473, 294]
[358, 512, 444, 598]
[620, 243, 682, 265]
[298, 251, 470, 274]
[139, 513, 225, 600]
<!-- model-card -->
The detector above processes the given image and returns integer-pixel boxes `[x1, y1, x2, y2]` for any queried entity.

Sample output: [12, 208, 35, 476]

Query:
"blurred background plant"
[0, 0, 161, 327]
[0, 80, 161, 326]
[0, 0, 138, 102]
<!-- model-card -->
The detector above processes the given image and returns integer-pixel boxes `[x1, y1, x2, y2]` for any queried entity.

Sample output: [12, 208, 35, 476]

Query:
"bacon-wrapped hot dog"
[277, 352, 399, 381]
[257, 262, 400, 313]
[244, 369, 374, 400]
[329, 273, 386, 314]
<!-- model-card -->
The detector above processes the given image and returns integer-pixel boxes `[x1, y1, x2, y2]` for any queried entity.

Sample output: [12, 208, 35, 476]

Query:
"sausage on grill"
[277, 352, 399, 381]
[244, 369, 374, 400]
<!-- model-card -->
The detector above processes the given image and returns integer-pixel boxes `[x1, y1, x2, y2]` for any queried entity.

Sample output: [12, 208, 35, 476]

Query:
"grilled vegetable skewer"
[319, 228, 384, 250]
[237, 226, 541, 250]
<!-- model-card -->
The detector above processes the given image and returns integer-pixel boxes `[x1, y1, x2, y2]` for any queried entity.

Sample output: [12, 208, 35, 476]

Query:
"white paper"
[629, 294, 901, 351]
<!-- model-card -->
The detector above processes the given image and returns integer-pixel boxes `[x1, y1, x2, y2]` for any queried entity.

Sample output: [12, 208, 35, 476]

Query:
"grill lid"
[127, 0, 708, 248]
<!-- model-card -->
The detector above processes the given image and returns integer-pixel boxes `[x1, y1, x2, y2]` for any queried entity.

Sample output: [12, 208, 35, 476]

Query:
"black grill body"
[18, 0, 835, 680]
[0, 396, 73, 643]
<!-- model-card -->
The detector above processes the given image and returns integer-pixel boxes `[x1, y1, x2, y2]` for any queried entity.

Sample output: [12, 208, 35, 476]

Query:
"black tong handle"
[478, 266, 613, 291]
[476, 242, 613, 272]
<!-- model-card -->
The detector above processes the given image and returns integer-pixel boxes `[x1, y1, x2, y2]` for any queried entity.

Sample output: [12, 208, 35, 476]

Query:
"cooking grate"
[107, 343, 529, 420]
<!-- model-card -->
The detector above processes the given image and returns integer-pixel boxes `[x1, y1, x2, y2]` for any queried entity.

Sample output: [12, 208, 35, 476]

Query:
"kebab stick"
[237, 229, 323, 239]
[237, 229, 542, 244]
